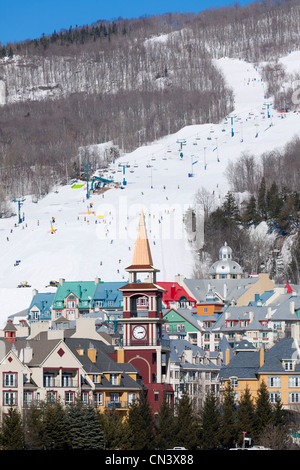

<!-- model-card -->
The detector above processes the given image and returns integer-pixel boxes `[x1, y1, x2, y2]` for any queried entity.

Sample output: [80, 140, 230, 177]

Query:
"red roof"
[157, 282, 196, 304]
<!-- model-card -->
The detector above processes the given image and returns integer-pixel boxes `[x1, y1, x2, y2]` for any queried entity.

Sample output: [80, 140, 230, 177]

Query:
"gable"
[163, 308, 201, 332]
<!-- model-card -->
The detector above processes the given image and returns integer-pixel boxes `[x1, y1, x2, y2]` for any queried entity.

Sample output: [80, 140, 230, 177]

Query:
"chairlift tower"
[14, 197, 25, 224]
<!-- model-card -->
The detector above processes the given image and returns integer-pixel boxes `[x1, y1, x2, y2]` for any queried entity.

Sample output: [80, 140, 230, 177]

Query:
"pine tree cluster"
[0, 385, 294, 451]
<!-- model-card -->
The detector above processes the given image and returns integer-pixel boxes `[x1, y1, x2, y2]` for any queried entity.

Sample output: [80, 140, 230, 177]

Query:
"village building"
[220, 337, 300, 411]
[209, 242, 243, 280]
[51, 279, 100, 320]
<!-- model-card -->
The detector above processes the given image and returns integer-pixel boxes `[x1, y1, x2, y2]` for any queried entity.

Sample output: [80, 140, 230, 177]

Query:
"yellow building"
[220, 337, 300, 410]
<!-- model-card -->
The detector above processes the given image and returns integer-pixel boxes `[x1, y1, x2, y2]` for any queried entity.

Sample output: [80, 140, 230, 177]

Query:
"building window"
[110, 393, 120, 404]
[62, 374, 72, 387]
[4, 391, 17, 406]
[4, 373, 17, 387]
[44, 373, 55, 387]
[110, 374, 118, 385]
[268, 376, 281, 388]
[31, 310, 39, 320]
[128, 393, 137, 405]
[230, 377, 238, 388]
[289, 392, 300, 404]
[47, 391, 57, 403]
[204, 307, 208, 313]
[81, 392, 89, 405]
[289, 376, 300, 387]
[24, 391, 33, 406]
[65, 392, 75, 405]
[93, 392, 103, 406]
[284, 361, 294, 371]
[93, 374, 100, 384]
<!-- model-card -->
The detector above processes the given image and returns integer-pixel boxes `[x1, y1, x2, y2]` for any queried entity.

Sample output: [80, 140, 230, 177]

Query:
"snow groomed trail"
[0, 56, 300, 325]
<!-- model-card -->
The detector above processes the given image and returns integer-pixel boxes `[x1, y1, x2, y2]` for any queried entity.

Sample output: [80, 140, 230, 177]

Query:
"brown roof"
[125, 264, 159, 271]
[119, 282, 166, 292]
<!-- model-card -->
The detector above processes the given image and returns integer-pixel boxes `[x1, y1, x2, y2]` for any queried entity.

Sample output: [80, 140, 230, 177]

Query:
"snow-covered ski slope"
[1, 55, 300, 326]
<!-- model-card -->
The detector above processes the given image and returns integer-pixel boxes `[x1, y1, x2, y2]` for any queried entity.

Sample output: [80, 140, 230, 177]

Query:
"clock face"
[133, 325, 146, 339]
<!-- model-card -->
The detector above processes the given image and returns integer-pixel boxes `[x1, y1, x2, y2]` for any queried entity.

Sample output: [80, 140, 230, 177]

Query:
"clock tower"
[118, 211, 173, 412]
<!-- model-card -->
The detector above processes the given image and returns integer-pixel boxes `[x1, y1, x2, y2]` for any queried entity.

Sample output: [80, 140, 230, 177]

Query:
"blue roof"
[249, 290, 274, 306]
[92, 282, 125, 309]
[27, 292, 55, 320]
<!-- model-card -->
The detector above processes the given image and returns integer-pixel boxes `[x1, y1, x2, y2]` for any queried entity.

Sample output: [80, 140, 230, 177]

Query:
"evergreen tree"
[67, 400, 105, 450]
[98, 408, 125, 450]
[198, 391, 221, 450]
[23, 403, 45, 450]
[236, 386, 256, 446]
[82, 406, 105, 450]
[174, 388, 199, 449]
[243, 195, 260, 226]
[125, 389, 155, 450]
[222, 192, 240, 221]
[266, 181, 283, 222]
[219, 384, 238, 449]
[257, 176, 267, 220]
[42, 401, 71, 450]
[272, 397, 286, 428]
[155, 391, 176, 450]
[0, 405, 24, 450]
[66, 400, 86, 449]
[254, 380, 273, 440]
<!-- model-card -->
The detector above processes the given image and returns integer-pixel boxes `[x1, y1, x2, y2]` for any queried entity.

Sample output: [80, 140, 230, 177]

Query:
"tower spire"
[131, 210, 153, 268]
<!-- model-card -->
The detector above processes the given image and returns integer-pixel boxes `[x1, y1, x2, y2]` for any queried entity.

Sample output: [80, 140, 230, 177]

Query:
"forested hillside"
[1, 0, 300, 281]
[1, 0, 300, 206]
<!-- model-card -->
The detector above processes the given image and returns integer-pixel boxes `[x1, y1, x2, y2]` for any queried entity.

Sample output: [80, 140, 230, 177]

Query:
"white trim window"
[93, 392, 103, 406]
[65, 392, 75, 405]
[230, 377, 238, 388]
[269, 392, 281, 403]
[268, 376, 281, 388]
[128, 392, 137, 405]
[24, 391, 33, 406]
[110, 393, 120, 404]
[4, 391, 17, 406]
[289, 376, 300, 387]
[284, 360, 294, 371]
[289, 392, 300, 404]
[4, 373, 17, 387]
[110, 374, 118, 385]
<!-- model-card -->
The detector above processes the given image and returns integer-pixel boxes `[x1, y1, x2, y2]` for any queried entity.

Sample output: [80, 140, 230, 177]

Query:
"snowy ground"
[1, 55, 300, 326]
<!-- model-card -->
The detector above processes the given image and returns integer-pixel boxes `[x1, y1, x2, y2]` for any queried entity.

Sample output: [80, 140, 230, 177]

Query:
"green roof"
[53, 281, 98, 309]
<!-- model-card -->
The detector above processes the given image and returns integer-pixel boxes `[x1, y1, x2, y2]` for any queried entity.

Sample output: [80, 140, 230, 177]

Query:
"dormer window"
[284, 360, 294, 371]
[110, 374, 118, 385]
[230, 377, 238, 388]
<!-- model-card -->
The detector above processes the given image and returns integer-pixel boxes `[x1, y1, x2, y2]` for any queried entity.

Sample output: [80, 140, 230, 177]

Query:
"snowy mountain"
[1, 54, 300, 326]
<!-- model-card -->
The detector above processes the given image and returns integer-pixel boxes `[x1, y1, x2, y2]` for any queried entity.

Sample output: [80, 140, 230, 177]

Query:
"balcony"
[43, 375, 79, 388]
[104, 401, 130, 409]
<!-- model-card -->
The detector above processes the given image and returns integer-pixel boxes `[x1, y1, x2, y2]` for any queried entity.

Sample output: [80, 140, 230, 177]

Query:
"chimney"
[24, 342, 33, 363]
[225, 348, 230, 365]
[32, 289, 38, 297]
[260, 348, 264, 367]
[290, 301, 295, 314]
[59, 278, 65, 286]
[87, 342, 97, 363]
